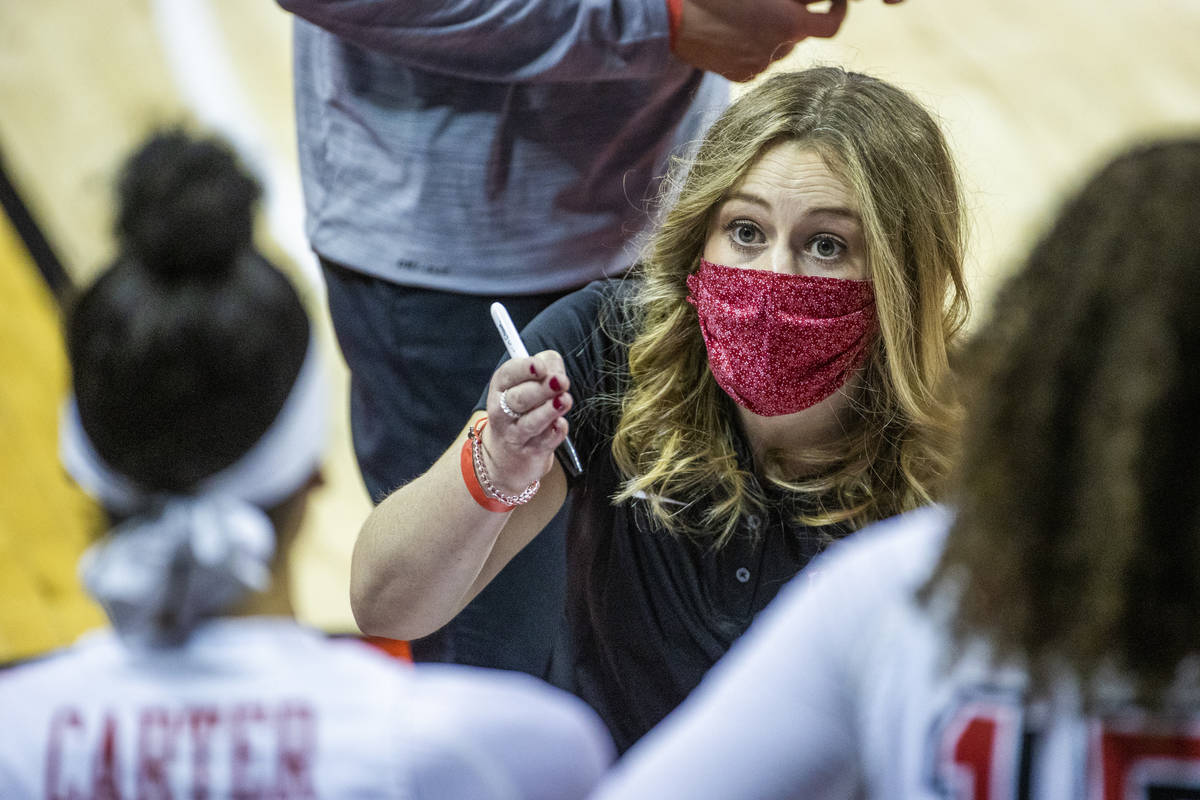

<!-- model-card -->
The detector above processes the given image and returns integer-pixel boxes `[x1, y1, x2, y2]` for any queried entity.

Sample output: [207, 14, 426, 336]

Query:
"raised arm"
[276, 0, 676, 82]
[350, 351, 573, 639]
[277, 0, 904, 84]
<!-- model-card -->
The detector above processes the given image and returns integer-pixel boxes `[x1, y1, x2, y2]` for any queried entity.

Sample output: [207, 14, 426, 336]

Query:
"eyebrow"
[723, 191, 861, 221]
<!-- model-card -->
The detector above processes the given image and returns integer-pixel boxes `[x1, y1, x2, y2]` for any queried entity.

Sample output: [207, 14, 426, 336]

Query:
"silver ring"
[498, 389, 522, 420]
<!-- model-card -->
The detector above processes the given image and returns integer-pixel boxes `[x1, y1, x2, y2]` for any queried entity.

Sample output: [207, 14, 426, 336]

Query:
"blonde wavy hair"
[609, 67, 969, 547]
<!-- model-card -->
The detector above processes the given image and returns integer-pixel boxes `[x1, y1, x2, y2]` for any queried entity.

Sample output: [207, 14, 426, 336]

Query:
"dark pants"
[322, 260, 571, 678]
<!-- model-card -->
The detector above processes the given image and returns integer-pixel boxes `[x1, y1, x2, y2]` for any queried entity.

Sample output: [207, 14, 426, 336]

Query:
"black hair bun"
[115, 128, 261, 279]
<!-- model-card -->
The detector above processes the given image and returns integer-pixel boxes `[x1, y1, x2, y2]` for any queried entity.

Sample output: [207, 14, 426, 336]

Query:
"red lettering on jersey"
[932, 694, 1200, 800]
[1093, 724, 1200, 800]
[954, 717, 998, 800]
[189, 707, 220, 800]
[46, 708, 85, 800]
[932, 697, 1023, 800]
[38, 701, 320, 799]
[137, 707, 184, 800]
[92, 713, 123, 800]
[275, 703, 316, 798]
[230, 703, 267, 800]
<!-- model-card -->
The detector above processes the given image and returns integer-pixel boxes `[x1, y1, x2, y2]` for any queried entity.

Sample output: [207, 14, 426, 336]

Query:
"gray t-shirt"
[283, 0, 729, 294]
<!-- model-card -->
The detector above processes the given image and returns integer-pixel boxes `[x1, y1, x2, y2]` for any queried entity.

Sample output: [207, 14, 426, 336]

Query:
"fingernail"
[530, 364, 538, 376]
[549, 376, 562, 392]
[553, 395, 563, 410]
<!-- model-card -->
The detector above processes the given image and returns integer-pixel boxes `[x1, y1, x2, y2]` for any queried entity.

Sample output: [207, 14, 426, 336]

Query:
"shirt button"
[735, 567, 751, 583]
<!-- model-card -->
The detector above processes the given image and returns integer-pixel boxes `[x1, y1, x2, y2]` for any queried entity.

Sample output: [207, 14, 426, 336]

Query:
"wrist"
[460, 418, 539, 512]
[666, 0, 683, 50]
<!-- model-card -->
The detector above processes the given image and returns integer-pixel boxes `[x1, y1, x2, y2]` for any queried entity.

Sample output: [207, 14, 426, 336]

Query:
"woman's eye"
[729, 221, 764, 248]
[807, 235, 845, 260]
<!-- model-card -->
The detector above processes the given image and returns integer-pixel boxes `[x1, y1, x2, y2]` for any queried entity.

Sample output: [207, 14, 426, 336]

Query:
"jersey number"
[932, 697, 1200, 799]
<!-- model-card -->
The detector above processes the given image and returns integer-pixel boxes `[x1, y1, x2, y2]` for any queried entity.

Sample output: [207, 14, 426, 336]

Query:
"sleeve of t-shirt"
[276, 0, 673, 83]
[589, 507, 952, 800]
[397, 664, 615, 800]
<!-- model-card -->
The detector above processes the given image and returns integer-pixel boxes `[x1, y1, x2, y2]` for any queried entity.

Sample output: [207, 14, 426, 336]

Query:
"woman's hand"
[482, 350, 573, 496]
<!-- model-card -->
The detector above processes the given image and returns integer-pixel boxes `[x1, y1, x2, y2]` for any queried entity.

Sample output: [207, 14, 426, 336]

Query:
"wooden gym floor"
[0, 0, 1197, 661]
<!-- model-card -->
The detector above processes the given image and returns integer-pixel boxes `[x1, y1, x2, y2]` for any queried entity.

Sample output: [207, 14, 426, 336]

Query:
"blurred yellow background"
[1, 0, 1197, 661]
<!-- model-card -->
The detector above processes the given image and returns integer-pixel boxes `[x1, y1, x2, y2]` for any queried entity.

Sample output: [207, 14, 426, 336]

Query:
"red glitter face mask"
[685, 259, 878, 417]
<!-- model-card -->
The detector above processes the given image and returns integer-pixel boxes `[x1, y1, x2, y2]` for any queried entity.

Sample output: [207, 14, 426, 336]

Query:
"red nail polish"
[553, 396, 563, 410]
[549, 376, 562, 392]
[530, 364, 538, 375]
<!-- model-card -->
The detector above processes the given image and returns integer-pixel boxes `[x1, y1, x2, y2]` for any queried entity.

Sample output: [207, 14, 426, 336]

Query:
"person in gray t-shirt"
[276, 0, 903, 674]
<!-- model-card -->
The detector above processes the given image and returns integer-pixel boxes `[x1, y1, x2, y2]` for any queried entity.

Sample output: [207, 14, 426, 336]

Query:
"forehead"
[728, 141, 857, 211]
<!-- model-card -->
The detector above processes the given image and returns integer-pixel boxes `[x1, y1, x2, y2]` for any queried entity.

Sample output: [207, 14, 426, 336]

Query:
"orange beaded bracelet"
[460, 417, 539, 513]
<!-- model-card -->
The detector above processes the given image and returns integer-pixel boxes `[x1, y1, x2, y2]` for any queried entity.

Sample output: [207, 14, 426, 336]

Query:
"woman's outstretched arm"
[349, 350, 573, 639]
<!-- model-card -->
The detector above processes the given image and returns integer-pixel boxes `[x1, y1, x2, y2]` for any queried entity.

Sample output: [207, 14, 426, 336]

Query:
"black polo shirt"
[505, 278, 843, 752]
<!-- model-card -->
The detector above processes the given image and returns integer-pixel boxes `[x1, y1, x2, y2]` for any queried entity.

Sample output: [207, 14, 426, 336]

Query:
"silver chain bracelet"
[470, 425, 540, 507]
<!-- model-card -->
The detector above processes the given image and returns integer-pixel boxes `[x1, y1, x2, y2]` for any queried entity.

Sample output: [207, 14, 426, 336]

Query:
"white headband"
[60, 334, 328, 515]
[60, 336, 328, 646]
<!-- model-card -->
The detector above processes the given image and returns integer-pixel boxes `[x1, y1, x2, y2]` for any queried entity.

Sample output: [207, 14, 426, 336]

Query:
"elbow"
[349, 568, 407, 640]
[349, 575, 387, 638]
[276, 0, 325, 17]
[349, 561, 449, 641]
[348, 516, 417, 639]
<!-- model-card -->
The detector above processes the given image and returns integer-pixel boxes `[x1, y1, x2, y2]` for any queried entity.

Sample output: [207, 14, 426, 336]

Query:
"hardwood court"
[0, 0, 1196, 660]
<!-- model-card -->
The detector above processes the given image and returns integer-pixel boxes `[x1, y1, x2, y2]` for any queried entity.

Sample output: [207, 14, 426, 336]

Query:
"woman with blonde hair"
[351, 65, 969, 751]
[592, 137, 1200, 799]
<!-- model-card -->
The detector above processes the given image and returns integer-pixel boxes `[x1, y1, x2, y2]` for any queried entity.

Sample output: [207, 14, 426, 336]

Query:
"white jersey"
[593, 505, 1200, 800]
[0, 617, 613, 799]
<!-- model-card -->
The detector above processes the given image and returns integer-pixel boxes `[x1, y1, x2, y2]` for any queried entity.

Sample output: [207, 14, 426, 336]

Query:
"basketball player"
[0, 130, 612, 799]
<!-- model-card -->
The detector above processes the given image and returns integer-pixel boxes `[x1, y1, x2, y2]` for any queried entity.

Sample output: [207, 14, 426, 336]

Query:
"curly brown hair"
[924, 138, 1200, 706]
